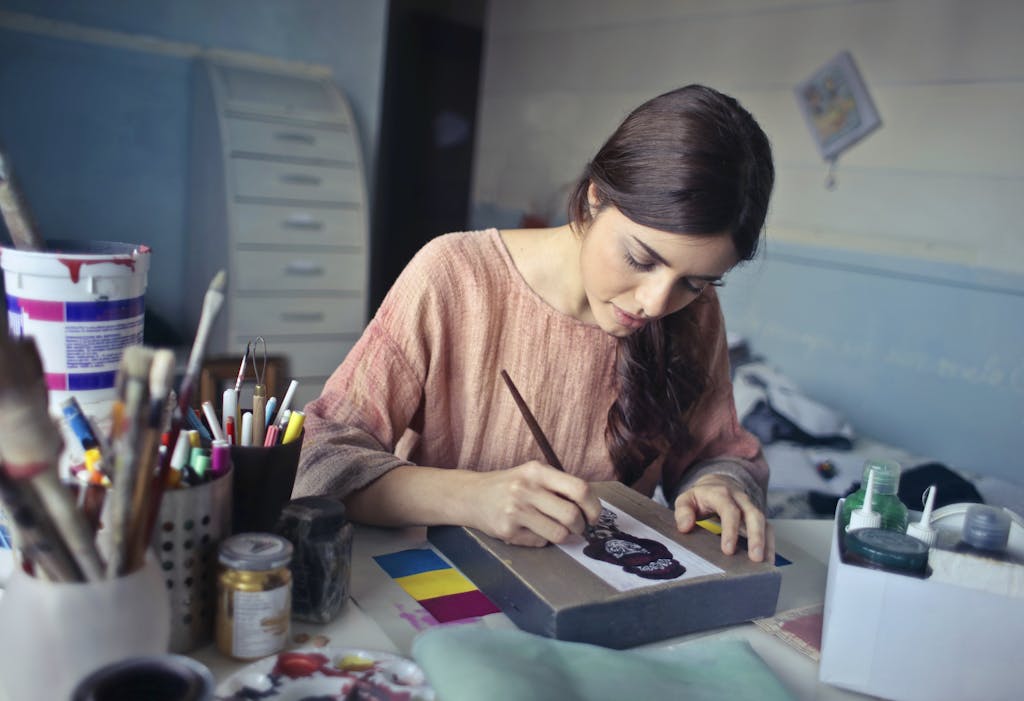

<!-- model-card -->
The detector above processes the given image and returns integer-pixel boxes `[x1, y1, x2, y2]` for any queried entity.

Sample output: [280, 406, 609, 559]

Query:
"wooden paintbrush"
[105, 345, 154, 576]
[177, 269, 227, 416]
[500, 369, 598, 538]
[0, 147, 45, 250]
[123, 348, 176, 572]
[0, 336, 105, 580]
[0, 464, 82, 581]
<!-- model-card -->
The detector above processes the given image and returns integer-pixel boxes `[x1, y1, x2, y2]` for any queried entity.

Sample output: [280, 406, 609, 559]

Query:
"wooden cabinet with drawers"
[186, 57, 368, 409]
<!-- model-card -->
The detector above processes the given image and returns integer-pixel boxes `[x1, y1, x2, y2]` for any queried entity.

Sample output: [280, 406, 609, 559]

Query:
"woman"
[294, 84, 775, 561]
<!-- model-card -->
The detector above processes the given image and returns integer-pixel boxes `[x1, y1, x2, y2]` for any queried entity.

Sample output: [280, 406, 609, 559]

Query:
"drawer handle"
[284, 260, 325, 276]
[283, 213, 324, 231]
[274, 131, 316, 145]
[280, 311, 326, 322]
[280, 173, 322, 186]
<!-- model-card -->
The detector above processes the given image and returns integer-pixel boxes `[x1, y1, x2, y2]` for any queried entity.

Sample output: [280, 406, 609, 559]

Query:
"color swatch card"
[373, 548, 500, 624]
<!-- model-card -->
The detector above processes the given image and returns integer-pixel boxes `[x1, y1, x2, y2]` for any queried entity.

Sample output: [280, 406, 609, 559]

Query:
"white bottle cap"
[906, 485, 938, 546]
[848, 469, 882, 531]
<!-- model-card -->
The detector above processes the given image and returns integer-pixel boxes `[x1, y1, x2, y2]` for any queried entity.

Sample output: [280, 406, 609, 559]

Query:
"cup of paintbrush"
[0, 309, 174, 701]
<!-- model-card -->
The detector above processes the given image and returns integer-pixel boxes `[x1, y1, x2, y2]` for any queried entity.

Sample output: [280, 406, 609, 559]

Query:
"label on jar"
[229, 586, 290, 659]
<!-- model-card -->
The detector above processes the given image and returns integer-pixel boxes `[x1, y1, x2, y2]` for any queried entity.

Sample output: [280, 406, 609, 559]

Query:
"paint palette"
[214, 647, 435, 700]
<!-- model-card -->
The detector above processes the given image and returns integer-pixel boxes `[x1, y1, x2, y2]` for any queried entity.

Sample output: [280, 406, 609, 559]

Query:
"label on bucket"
[6, 294, 145, 392]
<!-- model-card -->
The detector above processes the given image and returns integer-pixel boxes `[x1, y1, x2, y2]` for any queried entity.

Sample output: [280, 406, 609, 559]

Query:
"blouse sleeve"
[660, 290, 770, 511]
[291, 239, 447, 502]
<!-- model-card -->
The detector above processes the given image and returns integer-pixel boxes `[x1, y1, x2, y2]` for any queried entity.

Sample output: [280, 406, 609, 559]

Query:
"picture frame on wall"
[794, 50, 881, 162]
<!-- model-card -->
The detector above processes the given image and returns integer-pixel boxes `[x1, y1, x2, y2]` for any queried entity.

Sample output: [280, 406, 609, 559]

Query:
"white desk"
[192, 519, 878, 700]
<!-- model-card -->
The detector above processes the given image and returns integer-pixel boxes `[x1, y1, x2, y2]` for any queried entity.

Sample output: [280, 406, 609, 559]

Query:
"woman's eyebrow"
[631, 236, 724, 281]
[631, 236, 669, 266]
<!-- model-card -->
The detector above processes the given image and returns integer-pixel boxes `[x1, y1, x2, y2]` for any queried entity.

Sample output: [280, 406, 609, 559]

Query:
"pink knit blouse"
[293, 229, 768, 507]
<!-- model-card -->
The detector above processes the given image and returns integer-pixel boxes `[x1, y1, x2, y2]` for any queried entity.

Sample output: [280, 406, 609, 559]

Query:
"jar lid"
[845, 528, 928, 574]
[277, 496, 347, 538]
[962, 504, 1010, 551]
[861, 458, 901, 493]
[219, 532, 293, 570]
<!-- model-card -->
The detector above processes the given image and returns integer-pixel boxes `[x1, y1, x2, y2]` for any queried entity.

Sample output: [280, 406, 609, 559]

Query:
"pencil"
[499, 369, 596, 538]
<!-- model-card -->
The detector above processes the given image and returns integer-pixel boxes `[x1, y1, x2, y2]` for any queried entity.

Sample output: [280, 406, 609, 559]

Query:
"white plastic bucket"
[1, 240, 150, 424]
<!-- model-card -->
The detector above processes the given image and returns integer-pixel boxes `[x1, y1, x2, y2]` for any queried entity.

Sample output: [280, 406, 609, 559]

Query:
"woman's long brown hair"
[568, 85, 774, 484]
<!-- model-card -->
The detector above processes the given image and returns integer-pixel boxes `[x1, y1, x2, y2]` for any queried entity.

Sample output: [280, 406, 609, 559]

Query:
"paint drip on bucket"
[1, 240, 151, 427]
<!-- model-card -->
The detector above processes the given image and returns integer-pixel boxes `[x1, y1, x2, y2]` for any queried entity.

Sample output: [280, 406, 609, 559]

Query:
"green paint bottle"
[840, 458, 908, 533]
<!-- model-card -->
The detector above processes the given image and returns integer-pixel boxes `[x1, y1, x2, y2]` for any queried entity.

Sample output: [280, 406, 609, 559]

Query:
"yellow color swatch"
[394, 568, 477, 601]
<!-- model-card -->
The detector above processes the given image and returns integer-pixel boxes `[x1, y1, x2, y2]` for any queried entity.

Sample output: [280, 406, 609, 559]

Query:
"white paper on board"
[556, 500, 723, 592]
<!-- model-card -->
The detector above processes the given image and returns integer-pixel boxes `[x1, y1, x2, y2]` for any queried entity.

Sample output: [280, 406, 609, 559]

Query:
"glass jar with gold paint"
[216, 532, 293, 660]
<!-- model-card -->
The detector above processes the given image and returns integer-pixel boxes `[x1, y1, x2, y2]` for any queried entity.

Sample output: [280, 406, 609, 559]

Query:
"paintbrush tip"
[149, 349, 176, 398]
[121, 345, 155, 381]
[209, 269, 227, 293]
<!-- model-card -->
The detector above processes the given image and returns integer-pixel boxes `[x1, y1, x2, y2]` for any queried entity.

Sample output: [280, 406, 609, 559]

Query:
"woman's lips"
[612, 305, 646, 330]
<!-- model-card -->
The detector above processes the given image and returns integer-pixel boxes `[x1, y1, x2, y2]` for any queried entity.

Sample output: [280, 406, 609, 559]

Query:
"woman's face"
[578, 202, 739, 337]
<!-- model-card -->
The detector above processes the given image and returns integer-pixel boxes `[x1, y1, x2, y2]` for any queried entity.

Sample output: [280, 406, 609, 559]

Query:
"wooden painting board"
[427, 481, 781, 648]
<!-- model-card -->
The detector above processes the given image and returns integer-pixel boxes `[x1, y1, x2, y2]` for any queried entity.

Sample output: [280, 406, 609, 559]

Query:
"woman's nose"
[636, 278, 675, 319]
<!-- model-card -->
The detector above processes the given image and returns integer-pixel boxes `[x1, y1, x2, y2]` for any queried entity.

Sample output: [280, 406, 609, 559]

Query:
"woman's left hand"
[673, 473, 774, 563]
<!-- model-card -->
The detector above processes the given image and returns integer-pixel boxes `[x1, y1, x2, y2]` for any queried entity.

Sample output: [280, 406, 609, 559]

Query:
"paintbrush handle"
[500, 370, 564, 471]
[32, 470, 106, 581]
[0, 467, 84, 581]
[0, 150, 45, 251]
[252, 385, 267, 447]
[500, 369, 598, 538]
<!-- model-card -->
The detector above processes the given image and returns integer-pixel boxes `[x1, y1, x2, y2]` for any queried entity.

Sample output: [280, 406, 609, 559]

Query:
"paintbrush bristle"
[0, 337, 46, 395]
[149, 349, 176, 399]
[0, 339, 62, 464]
[202, 270, 227, 318]
[208, 269, 227, 295]
[120, 345, 155, 382]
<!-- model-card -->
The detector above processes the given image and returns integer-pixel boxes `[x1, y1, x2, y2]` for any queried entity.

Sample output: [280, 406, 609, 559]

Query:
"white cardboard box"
[818, 501, 1022, 701]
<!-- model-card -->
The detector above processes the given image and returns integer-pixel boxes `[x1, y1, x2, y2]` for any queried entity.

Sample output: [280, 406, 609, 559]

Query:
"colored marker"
[61, 396, 99, 450]
[202, 400, 226, 442]
[273, 380, 299, 429]
[282, 410, 305, 445]
[264, 396, 278, 429]
[263, 424, 280, 448]
[222, 388, 238, 437]
[240, 411, 253, 447]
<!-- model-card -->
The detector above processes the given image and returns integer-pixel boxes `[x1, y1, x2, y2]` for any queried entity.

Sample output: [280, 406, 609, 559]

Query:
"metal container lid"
[860, 458, 901, 494]
[962, 504, 1011, 551]
[845, 527, 929, 574]
[218, 532, 293, 571]
[277, 496, 347, 539]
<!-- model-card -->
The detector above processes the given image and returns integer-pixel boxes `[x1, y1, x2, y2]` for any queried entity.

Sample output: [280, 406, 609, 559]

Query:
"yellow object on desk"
[282, 410, 305, 445]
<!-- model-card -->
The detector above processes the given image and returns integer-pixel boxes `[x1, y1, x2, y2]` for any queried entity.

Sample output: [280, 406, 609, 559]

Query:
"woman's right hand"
[462, 461, 602, 547]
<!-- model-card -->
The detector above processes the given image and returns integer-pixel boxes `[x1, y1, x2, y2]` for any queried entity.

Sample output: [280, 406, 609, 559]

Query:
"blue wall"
[0, 29, 191, 335]
[0, 1, 387, 339]
[718, 240, 1024, 483]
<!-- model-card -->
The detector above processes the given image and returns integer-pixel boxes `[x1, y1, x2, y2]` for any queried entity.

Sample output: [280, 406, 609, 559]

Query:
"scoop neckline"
[488, 228, 606, 333]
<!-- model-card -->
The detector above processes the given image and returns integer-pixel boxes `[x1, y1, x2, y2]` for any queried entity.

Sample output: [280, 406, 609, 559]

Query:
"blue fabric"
[411, 625, 795, 701]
